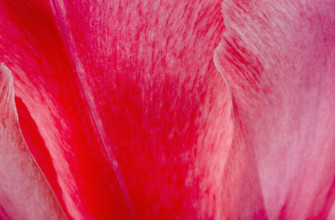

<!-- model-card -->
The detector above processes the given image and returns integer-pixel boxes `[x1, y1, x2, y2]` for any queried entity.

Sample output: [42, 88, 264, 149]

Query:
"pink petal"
[215, 0, 335, 219]
[0, 64, 65, 219]
[1, 0, 235, 218]
[329, 202, 335, 220]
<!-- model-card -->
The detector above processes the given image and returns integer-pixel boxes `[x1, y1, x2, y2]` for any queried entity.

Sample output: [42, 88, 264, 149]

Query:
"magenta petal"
[2, 0, 333, 218]
[0, 64, 65, 219]
[1, 0, 235, 219]
[215, 0, 335, 219]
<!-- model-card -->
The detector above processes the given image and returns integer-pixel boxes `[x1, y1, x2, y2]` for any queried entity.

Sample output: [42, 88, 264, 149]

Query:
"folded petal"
[215, 0, 335, 219]
[0, 64, 65, 219]
[1, 0, 233, 219]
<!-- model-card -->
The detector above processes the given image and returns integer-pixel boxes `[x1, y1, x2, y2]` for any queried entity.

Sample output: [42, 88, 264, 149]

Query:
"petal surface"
[1, 0, 233, 219]
[0, 64, 65, 219]
[215, 0, 335, 219]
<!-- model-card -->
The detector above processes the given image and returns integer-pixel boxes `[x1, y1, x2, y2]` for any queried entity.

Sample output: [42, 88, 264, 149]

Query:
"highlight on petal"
[0, 63, 65, 219]
[329, 202, 335, 220]
[1, 0, 234, 219]
[214, 0, 335, 219]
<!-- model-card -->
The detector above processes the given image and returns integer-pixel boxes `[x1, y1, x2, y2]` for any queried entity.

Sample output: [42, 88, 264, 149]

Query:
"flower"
[0, 0, 335, 219]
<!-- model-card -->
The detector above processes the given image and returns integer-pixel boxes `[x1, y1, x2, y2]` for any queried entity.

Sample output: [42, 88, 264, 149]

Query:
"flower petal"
[215, 0, 335, 219]
[0, 64, 65, 219]
[1, 0, 234, 218]
[329, 202, 335, 219]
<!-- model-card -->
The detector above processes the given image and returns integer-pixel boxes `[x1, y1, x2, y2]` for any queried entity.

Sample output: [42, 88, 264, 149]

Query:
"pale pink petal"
[0, 63, 65, 219]
[215, 0, 335, 219]
[329, 202, 335, 220]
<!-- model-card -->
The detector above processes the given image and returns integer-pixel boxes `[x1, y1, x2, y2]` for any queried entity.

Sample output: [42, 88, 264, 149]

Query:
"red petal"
[215, 0, 335, 219]
[1, 0, 234, 219]
[0, 64, 65, 219]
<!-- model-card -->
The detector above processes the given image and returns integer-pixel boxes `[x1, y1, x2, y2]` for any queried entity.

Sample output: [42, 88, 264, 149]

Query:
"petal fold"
[0, 63, 65, 219]
[1, 0, 233, 219]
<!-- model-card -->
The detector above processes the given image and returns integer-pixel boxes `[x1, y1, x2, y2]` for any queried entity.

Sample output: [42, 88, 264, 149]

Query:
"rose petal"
[1, 0, 234, 218]
[0, 63, 65, 219]
[215, 0, 335, 219]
